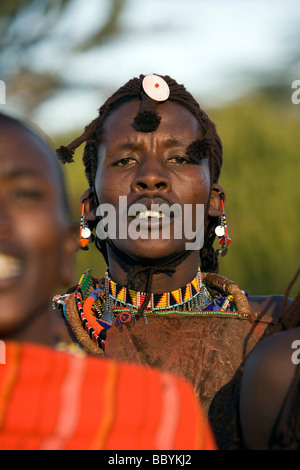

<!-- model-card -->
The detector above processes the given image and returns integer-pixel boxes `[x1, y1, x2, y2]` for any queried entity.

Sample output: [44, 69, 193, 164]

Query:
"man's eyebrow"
[113, 142, 142, 152]
[109, 138, 187, 154]
[163, 138, 187, 149]
[1, 168, 41, 178]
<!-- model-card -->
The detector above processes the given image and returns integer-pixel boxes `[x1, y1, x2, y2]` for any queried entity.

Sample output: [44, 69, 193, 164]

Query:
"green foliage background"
[54, 91, 300, 299]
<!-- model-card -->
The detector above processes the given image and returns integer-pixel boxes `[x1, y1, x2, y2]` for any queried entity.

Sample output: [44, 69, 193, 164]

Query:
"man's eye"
[114, 157, 136, 167]
[12, 189, 45, 202]
[168, 156, 190, 164]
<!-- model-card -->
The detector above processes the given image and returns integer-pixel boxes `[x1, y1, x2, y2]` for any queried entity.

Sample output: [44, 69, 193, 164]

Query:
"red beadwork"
[220, 236, 232, 246]
[79, 238, 89, 248]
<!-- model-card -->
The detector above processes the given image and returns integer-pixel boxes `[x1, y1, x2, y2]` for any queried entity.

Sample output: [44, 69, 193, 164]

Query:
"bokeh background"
[1, 0, 299, 297]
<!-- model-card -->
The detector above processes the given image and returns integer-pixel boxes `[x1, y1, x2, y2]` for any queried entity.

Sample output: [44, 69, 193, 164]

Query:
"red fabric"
[0, 341, 216, 450]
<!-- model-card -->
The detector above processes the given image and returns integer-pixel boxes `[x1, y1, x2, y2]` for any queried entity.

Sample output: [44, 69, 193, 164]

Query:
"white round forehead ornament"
[142, 74, 170, 102]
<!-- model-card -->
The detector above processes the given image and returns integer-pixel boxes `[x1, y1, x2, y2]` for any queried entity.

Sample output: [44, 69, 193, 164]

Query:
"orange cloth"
[0, 341, 216, 450]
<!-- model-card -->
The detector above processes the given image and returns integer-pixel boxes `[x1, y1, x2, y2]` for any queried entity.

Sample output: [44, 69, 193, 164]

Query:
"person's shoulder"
[247, 294, 293, 320]
[243, 325, 300, 374]
[240, 325, 300, 449]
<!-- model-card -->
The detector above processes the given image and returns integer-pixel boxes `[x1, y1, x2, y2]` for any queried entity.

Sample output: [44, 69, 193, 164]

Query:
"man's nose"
[130, 159, 171, 193]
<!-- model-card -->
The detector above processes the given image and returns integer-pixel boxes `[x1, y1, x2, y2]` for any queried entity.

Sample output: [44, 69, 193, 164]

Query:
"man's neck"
[107, 250, 200, 293]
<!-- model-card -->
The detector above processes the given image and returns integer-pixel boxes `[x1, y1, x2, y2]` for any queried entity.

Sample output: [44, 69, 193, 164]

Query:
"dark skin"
[240, 326, 300, 449]
[83, 99, 287, 319]
[63, 94, 293, 451]
[0, 121, 76, 346]
[85, 100, 224, 292]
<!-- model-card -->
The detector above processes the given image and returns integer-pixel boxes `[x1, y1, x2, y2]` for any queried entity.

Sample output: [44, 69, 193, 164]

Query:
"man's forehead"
[102, 100, 203, 141]
[0, 122, 60, 172]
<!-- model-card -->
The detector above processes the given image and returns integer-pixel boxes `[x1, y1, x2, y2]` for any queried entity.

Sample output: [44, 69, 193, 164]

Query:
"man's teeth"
[0, 254, 23, 279]
[136, 210, 166, 219]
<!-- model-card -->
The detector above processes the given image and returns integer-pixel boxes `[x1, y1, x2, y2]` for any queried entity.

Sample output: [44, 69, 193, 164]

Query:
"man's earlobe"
[208, 183, 226, 217]
[78, 189, 98, 250]
[209, 184, 231, 258]
[80, 188, 98, 222]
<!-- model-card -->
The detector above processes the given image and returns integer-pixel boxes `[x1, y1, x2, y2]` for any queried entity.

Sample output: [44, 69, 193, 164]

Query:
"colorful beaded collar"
[53, 268, 248, 351]
[106, 268, 203, 311]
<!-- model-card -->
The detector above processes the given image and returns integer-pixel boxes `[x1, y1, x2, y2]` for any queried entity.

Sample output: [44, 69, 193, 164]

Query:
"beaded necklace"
[60, 268, 243, 351]
[106, 268, 206, 311]
[53, 268, 254, 353]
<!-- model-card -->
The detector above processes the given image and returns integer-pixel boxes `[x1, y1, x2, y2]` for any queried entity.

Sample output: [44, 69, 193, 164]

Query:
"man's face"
[0, 123, 73, 336]
[95, 100, 211, 262]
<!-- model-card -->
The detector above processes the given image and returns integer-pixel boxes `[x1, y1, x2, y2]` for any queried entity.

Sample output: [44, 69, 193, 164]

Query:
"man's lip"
[0, 244, 25, 282]
[0, 252, 25, 288]
[127, 197, 177, 218]
[135, 210, 166, 219]
[0, 242, 25, 260]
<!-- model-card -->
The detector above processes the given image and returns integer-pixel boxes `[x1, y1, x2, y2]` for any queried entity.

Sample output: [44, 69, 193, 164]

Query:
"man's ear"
[208, 183, 227, 217]
[80, 188, 99, 222]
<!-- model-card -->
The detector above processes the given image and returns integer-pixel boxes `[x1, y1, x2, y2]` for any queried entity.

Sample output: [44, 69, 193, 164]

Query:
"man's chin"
[112, 238, 189, 266]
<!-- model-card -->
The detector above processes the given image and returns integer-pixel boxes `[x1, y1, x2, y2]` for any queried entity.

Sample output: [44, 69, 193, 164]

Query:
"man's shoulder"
[247, 294, 292, 321]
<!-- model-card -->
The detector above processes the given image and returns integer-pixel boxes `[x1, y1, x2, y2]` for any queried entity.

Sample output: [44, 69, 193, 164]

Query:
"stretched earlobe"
[80, 188, 99, 222]
[209, 184, 232, 258]
[208, 184, 226, 217]
[78, 189, 98, 250]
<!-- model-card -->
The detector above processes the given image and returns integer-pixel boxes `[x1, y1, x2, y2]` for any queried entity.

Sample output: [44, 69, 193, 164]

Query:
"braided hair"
[57, 74, 223, 282]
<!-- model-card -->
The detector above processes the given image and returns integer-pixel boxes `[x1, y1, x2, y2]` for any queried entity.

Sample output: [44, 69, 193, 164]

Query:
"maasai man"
[56, 74, 290, 449]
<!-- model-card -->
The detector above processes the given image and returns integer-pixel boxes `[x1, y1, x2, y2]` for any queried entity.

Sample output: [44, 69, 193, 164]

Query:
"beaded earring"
[214, 192, 231, 257]
[78, 200, 93, 250]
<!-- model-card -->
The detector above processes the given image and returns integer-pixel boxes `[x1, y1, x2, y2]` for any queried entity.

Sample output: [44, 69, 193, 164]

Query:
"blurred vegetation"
[0, 0, 127, 113]
[53, 90, 300, 299]
[210, 92, 300, 298]
[1, 0, 299, 298]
